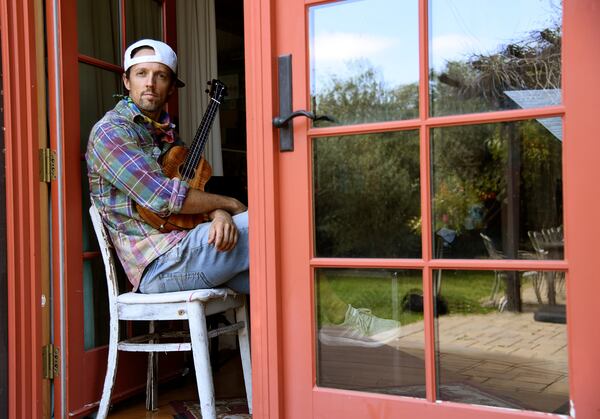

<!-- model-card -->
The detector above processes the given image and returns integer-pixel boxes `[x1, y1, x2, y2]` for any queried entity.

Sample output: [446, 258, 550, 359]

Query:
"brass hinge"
[39, 148, 57, 182]
[42, 344, 60, 380]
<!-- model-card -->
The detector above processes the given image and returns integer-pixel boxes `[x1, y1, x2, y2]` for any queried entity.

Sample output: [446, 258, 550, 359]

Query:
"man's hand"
[208, 209, 239, 251]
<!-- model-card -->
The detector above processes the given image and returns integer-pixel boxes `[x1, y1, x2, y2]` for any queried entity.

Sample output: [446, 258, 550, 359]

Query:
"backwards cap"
[124, 39, 185, 87]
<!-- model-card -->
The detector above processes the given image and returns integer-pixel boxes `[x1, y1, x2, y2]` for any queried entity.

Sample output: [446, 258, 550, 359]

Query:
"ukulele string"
[182, 98, 220, 181]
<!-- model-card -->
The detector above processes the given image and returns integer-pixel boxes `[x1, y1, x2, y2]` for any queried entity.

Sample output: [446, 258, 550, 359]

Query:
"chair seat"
[117, 288, 232, 304]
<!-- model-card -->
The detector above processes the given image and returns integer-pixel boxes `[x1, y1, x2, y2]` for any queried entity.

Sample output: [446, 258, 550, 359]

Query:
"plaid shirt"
[86, 98, 189, 290]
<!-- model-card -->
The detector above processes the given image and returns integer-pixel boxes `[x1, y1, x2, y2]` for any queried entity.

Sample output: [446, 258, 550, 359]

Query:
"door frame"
[0, 25, 8, 419]
[244, 0, 600, 417]
[0, 0, 45, 417]
[243, 0, 283, 417]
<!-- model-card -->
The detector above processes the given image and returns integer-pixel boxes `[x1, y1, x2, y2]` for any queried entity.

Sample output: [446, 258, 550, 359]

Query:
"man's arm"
[179, 189, 247, 252]
[179, 188, 246, 215]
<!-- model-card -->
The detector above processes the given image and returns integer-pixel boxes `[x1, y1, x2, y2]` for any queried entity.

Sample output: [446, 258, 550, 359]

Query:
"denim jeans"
[139, 211, 249, 294]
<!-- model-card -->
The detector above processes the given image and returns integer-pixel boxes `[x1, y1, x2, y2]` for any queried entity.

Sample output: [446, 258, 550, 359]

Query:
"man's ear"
[122, 73, 130, 91]
[168, 83, 176, 97]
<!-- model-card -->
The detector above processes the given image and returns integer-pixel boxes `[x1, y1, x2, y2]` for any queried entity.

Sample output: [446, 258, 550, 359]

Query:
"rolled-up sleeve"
[88, 121, 189, 216]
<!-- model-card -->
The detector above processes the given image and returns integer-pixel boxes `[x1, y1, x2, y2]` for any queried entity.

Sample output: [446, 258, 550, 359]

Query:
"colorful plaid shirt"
[86, 98, 189, 290]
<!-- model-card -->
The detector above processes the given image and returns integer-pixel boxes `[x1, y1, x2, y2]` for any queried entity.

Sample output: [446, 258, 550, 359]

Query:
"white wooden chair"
[89, 205, 252, 419]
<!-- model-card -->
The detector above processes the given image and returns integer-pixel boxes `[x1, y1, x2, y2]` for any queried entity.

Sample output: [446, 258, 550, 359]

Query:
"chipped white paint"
[90, 205, 252, 419]
[570, 400, 575, 417]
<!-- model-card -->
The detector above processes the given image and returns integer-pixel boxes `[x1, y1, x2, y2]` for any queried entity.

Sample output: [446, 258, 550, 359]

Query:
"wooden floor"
[98, 351, 247, 418]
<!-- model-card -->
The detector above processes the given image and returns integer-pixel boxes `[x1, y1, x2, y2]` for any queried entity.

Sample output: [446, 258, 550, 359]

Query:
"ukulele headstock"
[205, 79, 227, 103]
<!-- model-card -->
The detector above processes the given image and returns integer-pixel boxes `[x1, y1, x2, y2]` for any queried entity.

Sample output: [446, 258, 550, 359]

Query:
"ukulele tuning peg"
[207, 80, 212, 85]
[205, 89, 210, 93]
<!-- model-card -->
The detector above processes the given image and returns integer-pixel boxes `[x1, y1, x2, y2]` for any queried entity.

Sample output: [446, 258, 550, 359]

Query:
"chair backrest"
[542, 226, 564, 243]
[480, 233, 505, 259]
[89, 205, 121, 304]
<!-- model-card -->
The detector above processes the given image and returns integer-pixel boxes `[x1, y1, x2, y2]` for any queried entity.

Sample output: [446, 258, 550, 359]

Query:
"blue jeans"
[139, 211, 249, 294]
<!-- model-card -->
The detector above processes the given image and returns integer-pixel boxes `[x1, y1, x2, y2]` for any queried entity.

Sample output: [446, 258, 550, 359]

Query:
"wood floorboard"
[101, 350, 246, 418]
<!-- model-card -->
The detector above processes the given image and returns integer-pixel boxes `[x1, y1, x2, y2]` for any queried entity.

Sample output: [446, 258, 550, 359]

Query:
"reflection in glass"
[77, 0, 120, 63]
[79, 64, 123, 154]
[316, 269, 425, 397]
[429, 0, 562, 116]
[126, 0, 163, 46]
[80, 64, 122, 350]
[431, 118, 563, 260]
[309, 0, 419, 126]
[313, 131, 421, 258]
[434, 270, 568, 414]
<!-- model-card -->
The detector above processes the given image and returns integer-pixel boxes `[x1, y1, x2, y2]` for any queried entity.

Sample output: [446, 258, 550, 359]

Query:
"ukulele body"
[136, 145, 212, 233]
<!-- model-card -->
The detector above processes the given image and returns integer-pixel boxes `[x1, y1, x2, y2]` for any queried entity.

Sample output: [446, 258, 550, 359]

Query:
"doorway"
[55, 0, 250, 416]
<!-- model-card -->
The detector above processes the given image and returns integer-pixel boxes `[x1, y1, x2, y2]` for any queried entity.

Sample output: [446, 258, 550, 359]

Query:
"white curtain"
[176, 0, 223, 176]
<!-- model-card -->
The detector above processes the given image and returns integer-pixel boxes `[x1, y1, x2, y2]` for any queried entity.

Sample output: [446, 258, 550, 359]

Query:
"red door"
[246, 0, 600, 417]
[47, 1, 178, 416]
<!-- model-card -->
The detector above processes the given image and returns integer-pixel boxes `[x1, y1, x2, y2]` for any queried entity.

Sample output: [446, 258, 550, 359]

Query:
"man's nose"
[144, 74, 156, 87]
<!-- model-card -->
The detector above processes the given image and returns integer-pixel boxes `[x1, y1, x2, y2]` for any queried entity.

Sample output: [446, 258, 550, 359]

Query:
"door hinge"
[42, 344, 60, 380]
[39, 148, 57, 182]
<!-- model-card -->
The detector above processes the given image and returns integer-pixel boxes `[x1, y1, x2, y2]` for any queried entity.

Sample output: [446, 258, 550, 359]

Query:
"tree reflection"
[311, 25, 563, 313]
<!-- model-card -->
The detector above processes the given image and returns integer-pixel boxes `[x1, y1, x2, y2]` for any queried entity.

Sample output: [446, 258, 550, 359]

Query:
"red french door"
[247, 0, 600, 417]
[47, 1, 178, 416]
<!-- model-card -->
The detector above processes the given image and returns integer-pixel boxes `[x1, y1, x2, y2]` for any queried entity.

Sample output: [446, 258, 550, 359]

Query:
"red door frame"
[0, 0, 44, 417]
[244, 0, 600, 417]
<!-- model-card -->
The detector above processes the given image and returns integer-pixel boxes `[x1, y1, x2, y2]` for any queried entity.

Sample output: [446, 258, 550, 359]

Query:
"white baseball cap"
[124, 39, 185, 87]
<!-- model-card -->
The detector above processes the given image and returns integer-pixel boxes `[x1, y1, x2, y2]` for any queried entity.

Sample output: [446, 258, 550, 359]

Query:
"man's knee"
[233, 210, 249, 231]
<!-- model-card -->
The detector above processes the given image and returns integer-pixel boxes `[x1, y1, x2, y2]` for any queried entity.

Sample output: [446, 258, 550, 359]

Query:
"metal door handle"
[274, 54, 335, 151]
[272, 110, 335, 128]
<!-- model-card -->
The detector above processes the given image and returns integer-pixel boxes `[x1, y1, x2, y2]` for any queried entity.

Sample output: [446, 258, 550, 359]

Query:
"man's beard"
[137, 97, 162, 114]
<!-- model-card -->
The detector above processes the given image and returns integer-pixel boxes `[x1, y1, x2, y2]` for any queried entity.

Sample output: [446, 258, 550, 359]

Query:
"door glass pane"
[313, 131, 421, 258]
[429, 0, 562, 116]
[77, 0, 120, 64]
[431, 118, 563, 260]
[309, 0, 419, 126]
[79, 64, 123, 154]
[79, 63, 123, 349]
[434, 269, 568, 414]
[316, 268, 425, 398]
[126, 0, 163, 46]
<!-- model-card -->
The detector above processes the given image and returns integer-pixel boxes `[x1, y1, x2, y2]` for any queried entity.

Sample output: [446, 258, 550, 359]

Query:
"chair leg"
[187, 300, 217, 419]
[97, 320, 119, 419]
[146, 321, 158, 411]
[236, 298, 253, 414]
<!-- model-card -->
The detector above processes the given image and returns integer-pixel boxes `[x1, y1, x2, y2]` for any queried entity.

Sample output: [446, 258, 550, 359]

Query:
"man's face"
[123, 48, 175, 119]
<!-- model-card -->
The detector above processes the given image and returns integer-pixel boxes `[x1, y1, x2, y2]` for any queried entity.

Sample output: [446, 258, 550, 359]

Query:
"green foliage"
[311, 25, 563, 258]
[313, 132, 421, 258]
[314, 60, 419, 126]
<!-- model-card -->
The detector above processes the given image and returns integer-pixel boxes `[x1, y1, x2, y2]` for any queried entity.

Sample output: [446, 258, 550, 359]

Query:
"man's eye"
[158, 73, 167, 80]
[136, 71, 146, 77]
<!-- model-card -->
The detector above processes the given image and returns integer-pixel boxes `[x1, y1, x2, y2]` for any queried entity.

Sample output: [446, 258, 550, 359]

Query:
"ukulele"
[137, 79, 227, 233]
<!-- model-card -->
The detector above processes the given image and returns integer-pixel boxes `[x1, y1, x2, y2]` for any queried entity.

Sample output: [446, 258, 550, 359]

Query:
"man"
[86, 39, 249, 294]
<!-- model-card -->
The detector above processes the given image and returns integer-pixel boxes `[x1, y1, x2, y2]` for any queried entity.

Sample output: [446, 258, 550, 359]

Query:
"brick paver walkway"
[396, 309, 569, 413]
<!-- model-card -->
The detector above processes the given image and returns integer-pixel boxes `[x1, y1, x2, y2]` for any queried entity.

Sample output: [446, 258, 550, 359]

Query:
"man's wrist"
[209, 208, 230, 221]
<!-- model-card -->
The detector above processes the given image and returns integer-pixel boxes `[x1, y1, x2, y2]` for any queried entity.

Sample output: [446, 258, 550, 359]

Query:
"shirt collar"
[117, 97, 176, 144]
